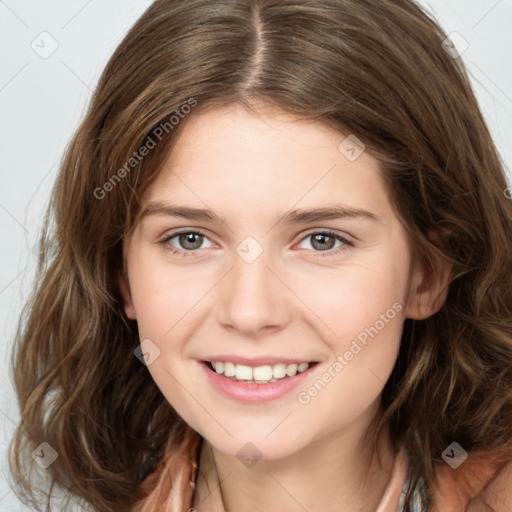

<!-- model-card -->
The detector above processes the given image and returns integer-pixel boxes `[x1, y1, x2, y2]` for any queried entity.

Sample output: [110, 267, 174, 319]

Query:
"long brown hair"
[9, 0, 512, 510]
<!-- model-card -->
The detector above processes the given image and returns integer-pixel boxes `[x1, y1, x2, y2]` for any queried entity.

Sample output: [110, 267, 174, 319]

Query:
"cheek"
[290, 250, 407, 401]
[295, 275, 405, 426]
[128, 253, 213, 337]
[128, 256, 204, 414]
[290, 256, 408, 343]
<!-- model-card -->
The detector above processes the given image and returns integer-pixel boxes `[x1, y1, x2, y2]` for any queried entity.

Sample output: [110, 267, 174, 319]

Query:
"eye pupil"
[179, 232, 203, 250]
[312, 233, 335, 251]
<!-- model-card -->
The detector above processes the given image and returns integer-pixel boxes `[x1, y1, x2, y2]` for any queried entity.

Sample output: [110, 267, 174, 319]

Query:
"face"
[120, 102, 432, 461]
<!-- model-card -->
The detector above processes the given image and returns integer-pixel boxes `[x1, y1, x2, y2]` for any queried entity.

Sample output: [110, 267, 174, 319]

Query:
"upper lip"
[201, 355, 317, 366]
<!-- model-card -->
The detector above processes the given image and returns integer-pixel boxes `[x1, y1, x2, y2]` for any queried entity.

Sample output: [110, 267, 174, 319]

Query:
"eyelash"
[159, 229, 354, 258]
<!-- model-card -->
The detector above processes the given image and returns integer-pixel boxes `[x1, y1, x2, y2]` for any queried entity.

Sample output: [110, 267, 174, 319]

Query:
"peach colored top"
[132, 426, 512, 512]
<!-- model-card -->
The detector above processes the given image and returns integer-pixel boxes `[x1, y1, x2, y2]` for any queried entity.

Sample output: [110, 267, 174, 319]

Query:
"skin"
[119, 102, 450, 511]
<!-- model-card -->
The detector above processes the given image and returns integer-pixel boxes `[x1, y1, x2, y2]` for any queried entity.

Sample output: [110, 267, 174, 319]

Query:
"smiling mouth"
[203, 360, 319, 384]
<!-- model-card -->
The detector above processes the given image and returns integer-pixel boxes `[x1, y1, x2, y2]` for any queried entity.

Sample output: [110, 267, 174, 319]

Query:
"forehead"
[142, 103, 393, 225]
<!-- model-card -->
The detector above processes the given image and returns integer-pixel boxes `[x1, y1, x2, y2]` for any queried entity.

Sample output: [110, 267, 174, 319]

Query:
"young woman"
[9, 0, 512, 511]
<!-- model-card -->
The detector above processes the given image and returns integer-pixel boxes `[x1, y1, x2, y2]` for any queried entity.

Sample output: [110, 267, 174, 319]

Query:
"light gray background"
[1, 0, 511, 510]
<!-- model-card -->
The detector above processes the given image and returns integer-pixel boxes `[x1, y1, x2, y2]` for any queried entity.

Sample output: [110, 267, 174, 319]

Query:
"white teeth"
[235, 364, 253, 380]
[298, 362, 309, 373]
[272, 363, 287, 379]
[224, 362, 236, 377]
[253, 365, 273, 380]
[286, 363, 298, 377]
[209, 361, 311, 382]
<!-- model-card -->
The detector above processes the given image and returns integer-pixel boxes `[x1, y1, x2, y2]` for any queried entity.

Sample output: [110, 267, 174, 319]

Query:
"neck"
[192, 407, 396, 512]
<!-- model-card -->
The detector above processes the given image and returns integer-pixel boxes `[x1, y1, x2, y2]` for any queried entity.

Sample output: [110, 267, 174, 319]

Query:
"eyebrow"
[140, 201, 381, 225]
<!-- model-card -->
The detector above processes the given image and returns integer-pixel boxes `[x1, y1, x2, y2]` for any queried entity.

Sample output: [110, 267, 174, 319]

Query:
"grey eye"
[298, 232, 344, 252]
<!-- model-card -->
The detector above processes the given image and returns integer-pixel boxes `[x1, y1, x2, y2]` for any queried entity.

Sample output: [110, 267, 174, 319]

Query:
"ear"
[117, 269, 137, 320]
[404, 230, 453, 320]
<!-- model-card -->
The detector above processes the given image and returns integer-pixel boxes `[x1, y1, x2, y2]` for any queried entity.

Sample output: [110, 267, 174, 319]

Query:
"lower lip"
[199, 361, 318, 404]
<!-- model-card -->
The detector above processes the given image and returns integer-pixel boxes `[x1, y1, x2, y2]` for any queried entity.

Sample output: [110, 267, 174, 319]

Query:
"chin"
[203, 426, 308, 463]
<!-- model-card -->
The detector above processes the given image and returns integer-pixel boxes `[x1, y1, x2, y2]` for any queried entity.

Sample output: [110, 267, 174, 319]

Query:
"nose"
[216, 247, 293, 338]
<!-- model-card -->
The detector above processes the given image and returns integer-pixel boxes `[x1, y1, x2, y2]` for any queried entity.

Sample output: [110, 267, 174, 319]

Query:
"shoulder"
[431, 452, 512, 512]
[466, 458, 512, 512]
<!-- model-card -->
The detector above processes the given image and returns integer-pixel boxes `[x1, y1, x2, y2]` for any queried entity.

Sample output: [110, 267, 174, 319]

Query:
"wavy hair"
[9, 0, 512, 510]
